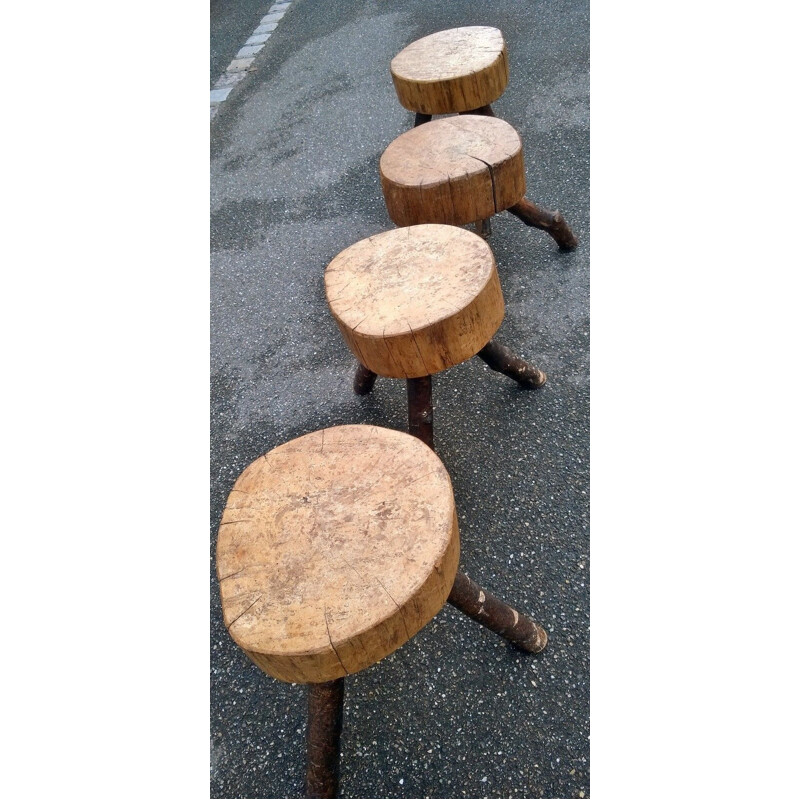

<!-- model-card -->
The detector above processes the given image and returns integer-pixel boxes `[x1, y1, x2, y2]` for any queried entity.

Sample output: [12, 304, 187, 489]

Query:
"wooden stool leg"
[477, 340, 547, 389]
[448, 571, 548, 653]
[474, 217, 492, 239]
[413, 112, 433, 127]
[459, 104, 496, 118]
[306, 678, 345, 799]
[353, 363, 377, 395]
[507, 196, 578, 251]
[407, 375, 433, 449]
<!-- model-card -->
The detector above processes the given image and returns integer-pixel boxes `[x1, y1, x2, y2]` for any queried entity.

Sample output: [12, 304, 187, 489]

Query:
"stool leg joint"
[507, 197, 578, 251]
[448, 571, 548, 653]
[477, 340, 547, 389]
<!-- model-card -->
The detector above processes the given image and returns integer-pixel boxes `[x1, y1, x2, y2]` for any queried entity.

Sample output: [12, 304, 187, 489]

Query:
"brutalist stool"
[380, 114, 577, 250]
[390, 26, 508, 127]
[217, 424, 548, 798]
[324, 224, 547, 449]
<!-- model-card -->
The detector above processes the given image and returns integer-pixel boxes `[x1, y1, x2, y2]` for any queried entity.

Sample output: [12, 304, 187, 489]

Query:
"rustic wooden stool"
[217, 424, 548, 798]
[325, 224, 547, 449]
[380, 114, 577, 250]
[390, 26, 508, 126]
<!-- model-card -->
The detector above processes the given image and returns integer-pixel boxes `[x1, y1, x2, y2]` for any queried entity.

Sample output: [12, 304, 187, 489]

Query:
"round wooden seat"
[391, 26, 508, 115]
[216, 425, 460, 684]
[380, 115, 526, 227]
[324, 224, 504, 379]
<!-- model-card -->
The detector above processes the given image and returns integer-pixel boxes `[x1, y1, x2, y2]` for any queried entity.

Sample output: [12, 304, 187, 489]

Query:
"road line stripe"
[211, 2, 292, 120]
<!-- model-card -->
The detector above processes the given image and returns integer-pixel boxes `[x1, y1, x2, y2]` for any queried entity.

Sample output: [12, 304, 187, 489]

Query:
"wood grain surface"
[380, 115, 526, 226]
[325, 224, 505, 378]
[391, 26, 508, 114]
[217, 425, 460, 684]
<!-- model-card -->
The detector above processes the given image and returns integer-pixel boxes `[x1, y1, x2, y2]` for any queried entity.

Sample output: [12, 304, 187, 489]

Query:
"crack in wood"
[226, 593, 262, 630]
[324, 607, 349, 675]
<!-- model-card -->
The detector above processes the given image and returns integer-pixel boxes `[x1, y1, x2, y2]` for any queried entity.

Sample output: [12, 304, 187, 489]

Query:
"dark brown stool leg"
[407, 375, 433, 449]
[460, 104, 496, 118]
[477, 340, 547, 389]
[474, 217, 492, 239]
[413, 112, 432, 126]
[306, 678, 345, 799]
[448, 572, 548, 653]
[353, 363, 377, 395]
[507, 196, 578, 251]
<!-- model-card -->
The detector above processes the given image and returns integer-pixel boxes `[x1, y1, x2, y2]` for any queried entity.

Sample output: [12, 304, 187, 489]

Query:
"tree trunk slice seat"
[390, 26, 508, 116]
[325, 225, 547, 451]
[217, 425, 460, 684]
[217, 424, 549, 797]
[380, 115, 578, 250]
[325, 224, 504, 379]
[380, 115, 524, 228]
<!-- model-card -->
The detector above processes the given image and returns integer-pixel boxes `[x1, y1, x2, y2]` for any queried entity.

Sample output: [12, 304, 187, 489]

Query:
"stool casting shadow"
[325, 224, 548, 450]
[380, 115, 577, 251]
[217, 425, 549, 798]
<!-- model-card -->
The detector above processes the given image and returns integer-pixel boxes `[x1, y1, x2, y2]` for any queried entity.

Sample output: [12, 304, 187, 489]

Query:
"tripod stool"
[380, 114, 577, 250]
[217, 424, 548, 797]
[390, 26, 508, 126]
[324, 224, 547, 449]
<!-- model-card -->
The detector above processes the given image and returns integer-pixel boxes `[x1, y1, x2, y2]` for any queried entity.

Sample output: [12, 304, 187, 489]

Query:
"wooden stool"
[380, 114, 577, 250]
[390, 26, 508, 126]
[325, 224, 547, 449]
[217, 424, 548, 798]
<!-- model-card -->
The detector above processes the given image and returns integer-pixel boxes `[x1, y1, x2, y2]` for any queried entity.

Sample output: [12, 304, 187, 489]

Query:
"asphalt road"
[211, 1, 589, 797]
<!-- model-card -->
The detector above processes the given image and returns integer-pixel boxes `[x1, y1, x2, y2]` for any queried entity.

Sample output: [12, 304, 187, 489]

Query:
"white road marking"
[211, 3, 292, 120]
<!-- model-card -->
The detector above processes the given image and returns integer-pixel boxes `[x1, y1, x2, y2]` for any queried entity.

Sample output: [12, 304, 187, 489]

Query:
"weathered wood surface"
[391, 26, 508, 114]
[325, 224, 504, 378]
[217, 425, 460, 684]
[380, 115, 526, 226]
[306, 679, 344, 798]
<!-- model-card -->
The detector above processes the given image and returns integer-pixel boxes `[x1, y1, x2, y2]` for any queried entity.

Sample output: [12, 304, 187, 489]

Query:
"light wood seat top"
[391, 26, 508, 114]
[325, 225, 505, 378]
[217, 425, 460, 684]
[380, 115, 526, 227]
